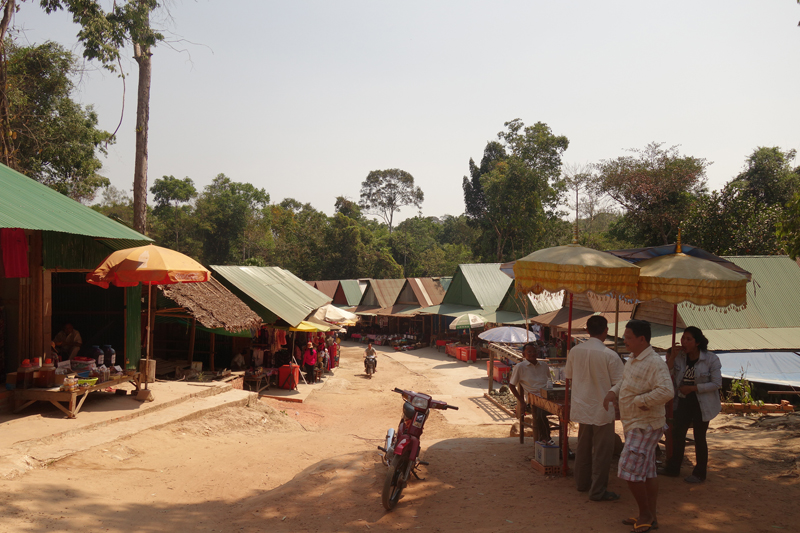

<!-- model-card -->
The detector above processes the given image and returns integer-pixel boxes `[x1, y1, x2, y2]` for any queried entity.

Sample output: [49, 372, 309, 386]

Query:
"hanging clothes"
[1, 228, 29, 278]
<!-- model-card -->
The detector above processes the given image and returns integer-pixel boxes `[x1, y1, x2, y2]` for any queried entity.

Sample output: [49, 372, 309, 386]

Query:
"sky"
[13, 1, 800, 224]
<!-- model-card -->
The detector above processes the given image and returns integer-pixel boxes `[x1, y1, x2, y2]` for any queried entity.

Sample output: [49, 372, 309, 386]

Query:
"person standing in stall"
[302, 342, 317, 383]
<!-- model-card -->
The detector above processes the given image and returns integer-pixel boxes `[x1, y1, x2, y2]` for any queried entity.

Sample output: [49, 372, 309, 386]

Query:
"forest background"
[2, 3, 800, 279]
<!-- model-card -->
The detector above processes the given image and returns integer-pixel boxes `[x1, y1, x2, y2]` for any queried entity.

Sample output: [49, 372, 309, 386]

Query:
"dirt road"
[1, 343, 798, 532]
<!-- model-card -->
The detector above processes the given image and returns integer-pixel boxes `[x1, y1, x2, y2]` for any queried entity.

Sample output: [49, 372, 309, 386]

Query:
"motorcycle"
[365, 356, 376, 378]
[377, 387, 458, 510]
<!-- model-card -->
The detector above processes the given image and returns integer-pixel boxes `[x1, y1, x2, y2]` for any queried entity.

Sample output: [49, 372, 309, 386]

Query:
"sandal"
[622, 518, 658, 529]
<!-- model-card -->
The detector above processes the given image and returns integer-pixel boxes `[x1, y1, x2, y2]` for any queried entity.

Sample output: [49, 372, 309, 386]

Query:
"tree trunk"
[133, 37, 152, 235]
[0, 0, 16, 168]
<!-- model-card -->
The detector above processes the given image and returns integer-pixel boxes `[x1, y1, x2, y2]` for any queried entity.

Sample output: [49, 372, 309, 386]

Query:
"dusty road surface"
[1, 342, 799, 533]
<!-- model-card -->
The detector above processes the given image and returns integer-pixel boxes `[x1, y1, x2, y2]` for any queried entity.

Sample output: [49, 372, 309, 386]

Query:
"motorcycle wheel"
[381, 455, 407, 511]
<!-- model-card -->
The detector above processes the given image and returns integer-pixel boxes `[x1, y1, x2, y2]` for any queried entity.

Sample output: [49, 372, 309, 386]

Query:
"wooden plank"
[43, 269, 52, 359]
[31, 231, 43, 360]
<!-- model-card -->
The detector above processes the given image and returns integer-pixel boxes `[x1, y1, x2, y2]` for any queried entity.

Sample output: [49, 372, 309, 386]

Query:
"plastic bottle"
[103, 345, 116, 366]
[92, 345, 104, 366]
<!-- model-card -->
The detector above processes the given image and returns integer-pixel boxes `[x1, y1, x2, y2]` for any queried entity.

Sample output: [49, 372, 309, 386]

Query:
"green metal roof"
[676, 256, 800, 330]
[441, 263, 512, 308]
[339, 279, 363, 306]
[0, 163, 150, 241]
[211, 266, 331, 327]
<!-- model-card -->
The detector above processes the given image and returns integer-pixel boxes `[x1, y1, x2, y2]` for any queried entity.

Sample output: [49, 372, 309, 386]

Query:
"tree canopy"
[592, 142, 708, 246]
[359, 168, 424, 233]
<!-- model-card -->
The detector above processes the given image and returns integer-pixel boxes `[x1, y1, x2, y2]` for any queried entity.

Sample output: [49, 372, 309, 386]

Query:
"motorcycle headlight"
[411, 396, 429, 409]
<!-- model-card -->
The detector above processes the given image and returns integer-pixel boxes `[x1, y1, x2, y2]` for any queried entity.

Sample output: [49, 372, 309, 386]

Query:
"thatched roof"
[158, 276, 261, 332]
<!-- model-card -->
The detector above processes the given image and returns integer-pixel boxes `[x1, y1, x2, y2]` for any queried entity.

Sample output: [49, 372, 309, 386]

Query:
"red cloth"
[303, 348, 317, 366]
[1, 228, 29, 278]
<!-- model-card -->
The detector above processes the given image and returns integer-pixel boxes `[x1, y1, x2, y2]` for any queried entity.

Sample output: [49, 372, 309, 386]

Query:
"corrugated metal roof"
[397, 278, 447, 307]
[357, 279, 405, 310]
[498, 284, 563, 316]
[338, 280, 362, 306]
[441, 263, 511, 308]
[439, 277, 452, 291]
[211, 266, 331, 327]
[309, 280, 339, 299]
[676, 256, 800, 330]
[0, 163, 151, 241]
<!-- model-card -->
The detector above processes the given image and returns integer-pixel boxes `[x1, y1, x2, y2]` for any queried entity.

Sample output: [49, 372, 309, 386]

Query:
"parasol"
[633, 234, 749, 459]
[478, 326, 537, 344]
[311, 304, 358, 325]
[87, 245, 210, 388]
[449, 313, 485, 360]
[511, 237, 640, 475]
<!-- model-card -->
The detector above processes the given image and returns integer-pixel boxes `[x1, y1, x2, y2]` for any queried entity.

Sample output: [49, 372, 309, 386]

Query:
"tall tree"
[150, 175, 196, 250]
[5, 40, 113, 201]
[41, 0, 165, 234]
[592, 142, 707, 246]
[462, 120, 569, 261]
[359, 168, 424, 233]
[729, 146, 799, 207]
[778, 190, 800, 260]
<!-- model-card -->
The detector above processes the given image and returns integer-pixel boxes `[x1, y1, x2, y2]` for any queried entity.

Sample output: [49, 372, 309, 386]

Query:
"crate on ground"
[531, 458, 561, 476]
[534, 440, 560, 466]
[458, 347, 477, 362]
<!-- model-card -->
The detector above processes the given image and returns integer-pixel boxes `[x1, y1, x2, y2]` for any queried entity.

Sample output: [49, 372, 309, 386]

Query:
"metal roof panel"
[0, 163, 151, 241]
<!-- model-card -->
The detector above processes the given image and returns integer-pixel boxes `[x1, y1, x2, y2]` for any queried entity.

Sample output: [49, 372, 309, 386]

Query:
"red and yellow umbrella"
[87, 245, 210, 374]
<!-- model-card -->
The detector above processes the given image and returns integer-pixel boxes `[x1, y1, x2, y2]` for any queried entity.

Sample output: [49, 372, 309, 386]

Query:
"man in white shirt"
[565, 315, 624, 502]
[509, 342, 551, 441]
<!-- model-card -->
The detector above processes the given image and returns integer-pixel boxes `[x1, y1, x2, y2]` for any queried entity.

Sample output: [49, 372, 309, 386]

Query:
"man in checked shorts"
[603, 320, 673, 533]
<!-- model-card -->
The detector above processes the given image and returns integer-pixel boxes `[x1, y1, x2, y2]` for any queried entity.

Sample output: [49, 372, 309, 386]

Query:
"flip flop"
[622, 518, 658, 529]
[631, 524, 655, 533]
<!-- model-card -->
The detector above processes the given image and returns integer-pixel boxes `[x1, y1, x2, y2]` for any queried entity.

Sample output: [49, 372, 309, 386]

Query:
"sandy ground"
[1, 342, 799, 533]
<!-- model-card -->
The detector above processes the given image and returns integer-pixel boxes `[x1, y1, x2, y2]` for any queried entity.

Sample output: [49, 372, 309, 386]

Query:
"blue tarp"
[717, 352, 800, 387]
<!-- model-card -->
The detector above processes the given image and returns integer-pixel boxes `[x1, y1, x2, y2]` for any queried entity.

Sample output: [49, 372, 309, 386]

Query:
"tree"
[592, 142, 708, 246]
[41, 0, 166, 234]
[3, 39, 113, 201]
[778, 190, 800, 260]
[334, 195, 362, 220]
[462, 120, 569, 261]
[359, 168, 424, 233]
[193, 174, 270, 265]
[729, 147, 799, 207]
[91, 185, 134, 226]
[150, 175, 197, 250]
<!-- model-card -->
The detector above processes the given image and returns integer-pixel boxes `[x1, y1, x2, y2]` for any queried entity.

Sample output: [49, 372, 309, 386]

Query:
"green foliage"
[40, 0, 164, 71]
[592, 142, 708, 246]
[359, 168, 424, 233]
[725, 368, 763, 406]
[777, 190, 800, 260]
[462, 120, 569, 261]
[334, 196, 362, 220]
[194, 174, 270, 265]
[91, 185, 134, 227]
[6, 40, 112, 202]
[729, 147, 799, 208]
[684, 187, 784, 256]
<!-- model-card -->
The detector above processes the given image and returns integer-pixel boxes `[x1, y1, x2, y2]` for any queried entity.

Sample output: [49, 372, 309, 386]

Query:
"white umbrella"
[449, 313, 485, 330]
[478, 326, 537, 344]
[448, 313, 485, 361]
[312, 304, 358, 324]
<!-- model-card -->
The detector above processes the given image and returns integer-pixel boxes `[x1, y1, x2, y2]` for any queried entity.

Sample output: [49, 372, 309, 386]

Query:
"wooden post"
[30, 231, 43, 360]
[187, 318, 197, 365]
[488, 356, 494, 394]
[209, 332, 216, 372]
[519, 394, 525, 444]
[148, 287, 156, 360]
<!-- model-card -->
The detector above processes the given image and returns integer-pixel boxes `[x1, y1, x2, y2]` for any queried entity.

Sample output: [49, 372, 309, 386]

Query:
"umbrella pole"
[146, 282, 151, 390]
[665, 303, 678, 461]
[563, 292, 573, 477]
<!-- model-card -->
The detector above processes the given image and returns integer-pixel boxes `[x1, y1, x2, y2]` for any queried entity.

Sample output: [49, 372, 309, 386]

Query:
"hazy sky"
[14, 1, 800, 224]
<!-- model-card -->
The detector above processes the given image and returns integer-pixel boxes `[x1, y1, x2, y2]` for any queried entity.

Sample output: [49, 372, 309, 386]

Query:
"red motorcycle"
[378, 387, 458, 510]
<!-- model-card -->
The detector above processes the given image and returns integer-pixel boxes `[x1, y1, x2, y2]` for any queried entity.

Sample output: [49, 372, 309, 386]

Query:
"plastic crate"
[531, 459, 561, 476]
[492, 364, 510, 384]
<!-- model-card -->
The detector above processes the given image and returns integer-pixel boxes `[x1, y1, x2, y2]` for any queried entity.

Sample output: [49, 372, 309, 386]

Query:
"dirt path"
[1, 343, 798, 532]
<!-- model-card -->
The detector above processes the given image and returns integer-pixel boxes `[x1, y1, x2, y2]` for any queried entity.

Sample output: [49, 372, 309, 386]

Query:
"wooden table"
[14, 373, 142, 419]
[243, 368, 279, 394]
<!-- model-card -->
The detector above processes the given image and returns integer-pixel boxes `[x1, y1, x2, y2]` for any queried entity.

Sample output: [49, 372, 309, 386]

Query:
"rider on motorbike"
[364, 342, 377, 373]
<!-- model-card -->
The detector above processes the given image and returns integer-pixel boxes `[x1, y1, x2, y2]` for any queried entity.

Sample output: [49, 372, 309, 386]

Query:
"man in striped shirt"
[603, 320, 673, 533]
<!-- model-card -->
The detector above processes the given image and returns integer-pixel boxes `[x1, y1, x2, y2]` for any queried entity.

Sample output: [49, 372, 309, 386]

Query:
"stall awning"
[717, 352, 800, 387]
